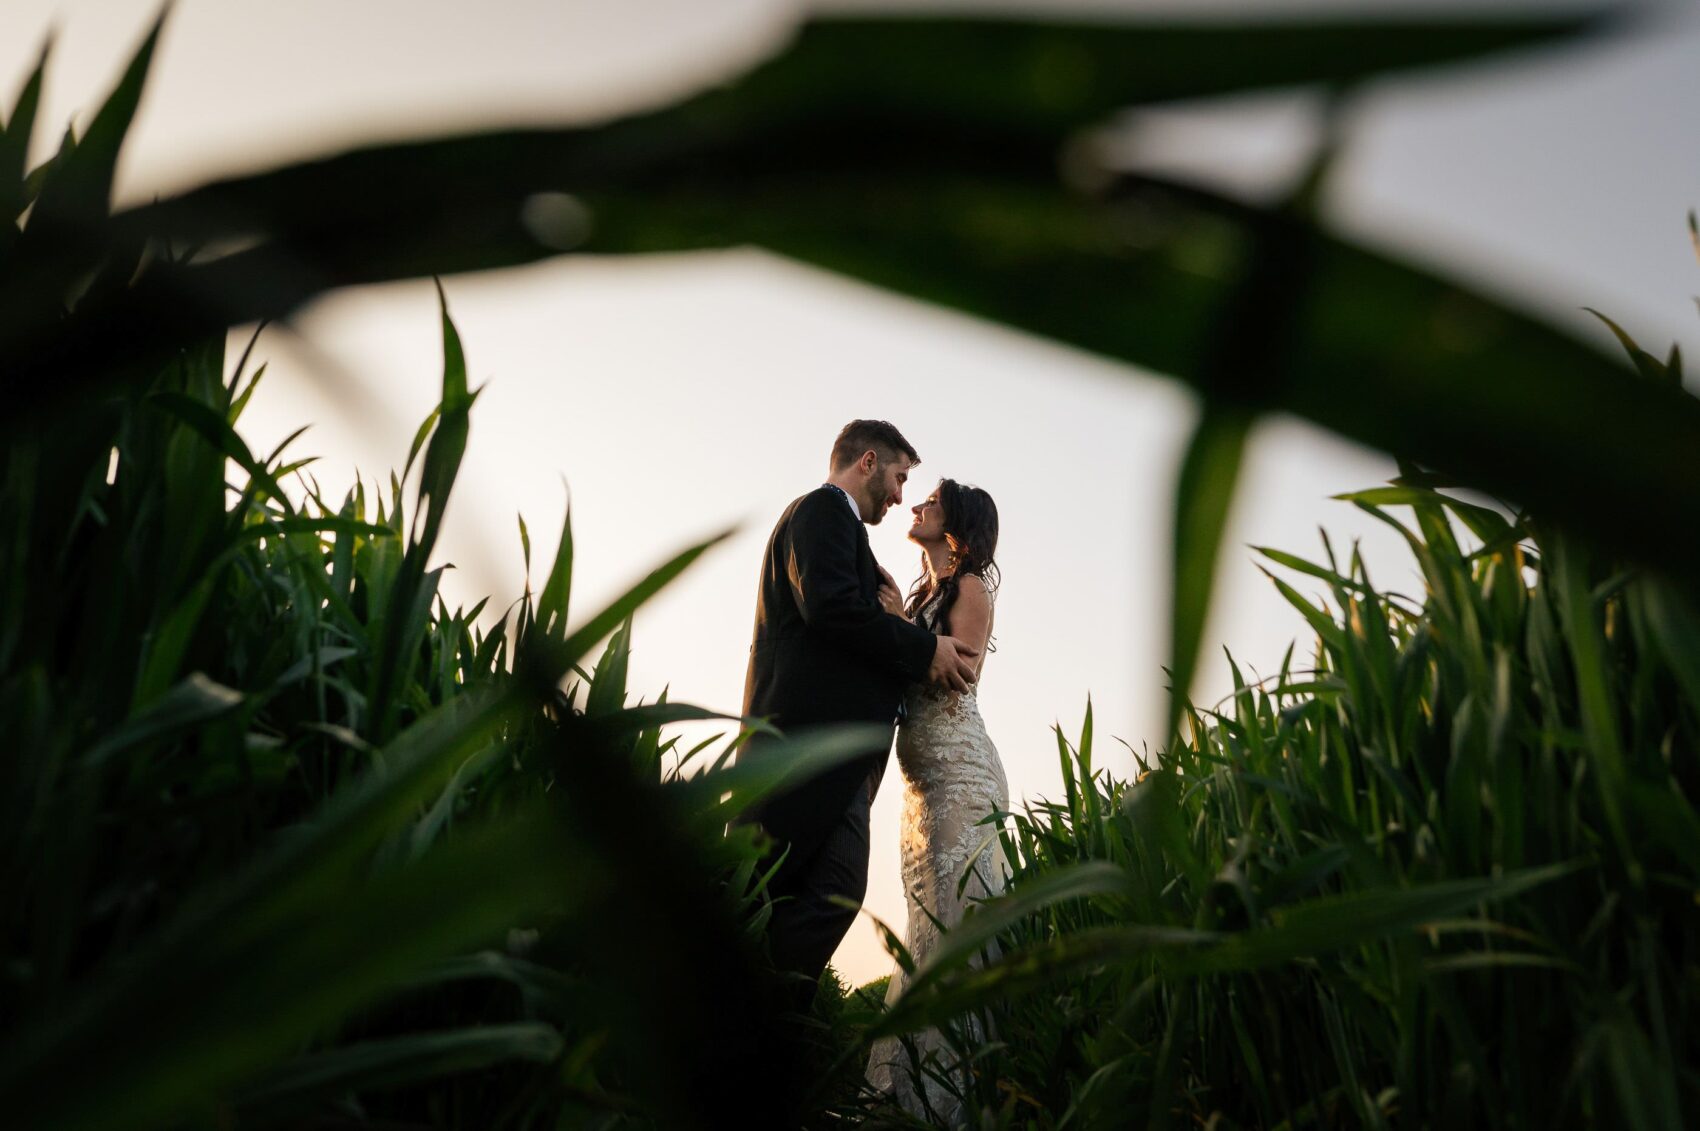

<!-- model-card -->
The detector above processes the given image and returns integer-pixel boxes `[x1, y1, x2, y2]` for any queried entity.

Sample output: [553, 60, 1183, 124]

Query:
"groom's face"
[864, 453, 912, 525]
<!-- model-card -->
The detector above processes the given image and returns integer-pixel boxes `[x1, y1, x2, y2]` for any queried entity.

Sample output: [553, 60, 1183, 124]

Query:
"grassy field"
[853, 468, 1699, 1128]
[0, 290, 876, 1127]
[5, 295, 1694, 1126]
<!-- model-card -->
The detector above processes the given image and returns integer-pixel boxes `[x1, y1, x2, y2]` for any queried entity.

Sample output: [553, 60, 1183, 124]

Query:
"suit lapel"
[855, 523, 874, 592]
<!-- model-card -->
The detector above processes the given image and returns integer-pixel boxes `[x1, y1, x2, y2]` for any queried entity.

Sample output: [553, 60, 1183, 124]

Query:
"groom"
[741, 419, 980, 1002]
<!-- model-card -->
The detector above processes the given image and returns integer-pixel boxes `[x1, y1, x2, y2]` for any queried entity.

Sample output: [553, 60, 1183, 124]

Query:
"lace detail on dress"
[866, 585, 1009, 1125]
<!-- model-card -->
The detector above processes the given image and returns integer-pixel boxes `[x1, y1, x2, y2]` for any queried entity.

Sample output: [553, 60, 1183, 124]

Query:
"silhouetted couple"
[740, 419, 1008, 1123]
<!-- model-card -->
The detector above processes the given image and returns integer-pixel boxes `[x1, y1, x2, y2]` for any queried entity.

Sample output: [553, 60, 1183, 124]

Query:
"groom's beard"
[865, 482, 894, 524]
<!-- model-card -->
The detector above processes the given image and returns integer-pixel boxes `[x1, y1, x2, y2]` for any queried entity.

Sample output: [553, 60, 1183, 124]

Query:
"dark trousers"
[765, 767, 880, 1007]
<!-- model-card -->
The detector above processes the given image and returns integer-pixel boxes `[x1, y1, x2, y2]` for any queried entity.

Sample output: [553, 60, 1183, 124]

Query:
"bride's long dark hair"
[905, 478, 1000, 637]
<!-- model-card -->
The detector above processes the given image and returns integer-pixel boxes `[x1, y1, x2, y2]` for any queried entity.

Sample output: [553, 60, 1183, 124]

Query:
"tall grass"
[868, 431, 1698, 1127]
[0, 275, 898, 1126]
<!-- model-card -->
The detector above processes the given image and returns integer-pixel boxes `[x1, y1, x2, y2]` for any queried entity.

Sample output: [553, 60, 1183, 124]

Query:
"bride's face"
[909, 491, 945, 544]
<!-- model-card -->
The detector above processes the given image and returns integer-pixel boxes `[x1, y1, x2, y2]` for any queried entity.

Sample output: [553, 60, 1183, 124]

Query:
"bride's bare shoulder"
[951, 574, 994, 634]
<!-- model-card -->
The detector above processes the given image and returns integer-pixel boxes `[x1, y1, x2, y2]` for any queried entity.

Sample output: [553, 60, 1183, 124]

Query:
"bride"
[865, 478, 1009, 1124]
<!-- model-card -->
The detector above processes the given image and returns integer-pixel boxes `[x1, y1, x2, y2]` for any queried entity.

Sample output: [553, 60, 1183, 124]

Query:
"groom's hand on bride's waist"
[927, 635, 979, 694]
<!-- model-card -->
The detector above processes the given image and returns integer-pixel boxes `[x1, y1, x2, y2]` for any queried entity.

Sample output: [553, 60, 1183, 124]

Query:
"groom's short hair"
[830, 420, 920, 471]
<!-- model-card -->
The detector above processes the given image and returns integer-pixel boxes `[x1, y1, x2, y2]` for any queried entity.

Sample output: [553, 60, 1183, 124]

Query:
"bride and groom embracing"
[740, 419, 1008, 1120]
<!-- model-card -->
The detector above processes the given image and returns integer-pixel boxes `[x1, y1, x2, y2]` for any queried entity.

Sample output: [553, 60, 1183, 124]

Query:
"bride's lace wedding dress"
[866, 586, 1009, 1125]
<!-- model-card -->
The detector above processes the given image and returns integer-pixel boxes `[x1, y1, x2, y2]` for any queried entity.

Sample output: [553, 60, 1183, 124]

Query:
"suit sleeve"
[785, 493, 936, 681]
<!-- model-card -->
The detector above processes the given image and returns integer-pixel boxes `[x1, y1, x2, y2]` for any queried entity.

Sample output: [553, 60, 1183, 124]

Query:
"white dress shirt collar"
[824, 482, 861, 522]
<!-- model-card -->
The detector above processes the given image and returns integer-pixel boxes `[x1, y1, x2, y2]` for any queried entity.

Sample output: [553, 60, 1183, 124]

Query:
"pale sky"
[8, 0, 1696, 983]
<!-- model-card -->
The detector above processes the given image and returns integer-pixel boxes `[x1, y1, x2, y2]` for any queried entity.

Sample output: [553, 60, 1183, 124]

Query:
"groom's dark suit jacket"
[742, 486, 937, 863]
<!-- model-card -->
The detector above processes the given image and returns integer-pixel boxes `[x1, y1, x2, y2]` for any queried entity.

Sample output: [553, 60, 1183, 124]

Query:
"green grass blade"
[85, 672, 243, 765]
[1168, 404, 1252, 742]
[537, 526, 736, 677]
[537, 492, 574, 640]
[1642, 580, 1700, 711]
[728, 13, 1617, 136]
[671, 722, 888, 820]
[21, 15, 158, 240]
[890, 861, 1130, 1005]
[871, 924, 1218, 1036]
[1174, 862, 1580, 974]
[237, 1024, 563, 1116]
[0, 800, 586, 1131]
[370, 286, 475, 740]
[147, 391, 294, 514]
[0, 37, 48, 227]
[1548, 538, 1637, 884]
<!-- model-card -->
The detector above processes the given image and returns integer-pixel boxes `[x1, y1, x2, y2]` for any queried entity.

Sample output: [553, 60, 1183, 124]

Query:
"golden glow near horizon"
[8, 0, 1696, 983]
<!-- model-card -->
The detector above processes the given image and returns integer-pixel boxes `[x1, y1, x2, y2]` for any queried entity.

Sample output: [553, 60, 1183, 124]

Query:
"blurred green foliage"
[3, 5, 1694, 1129]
